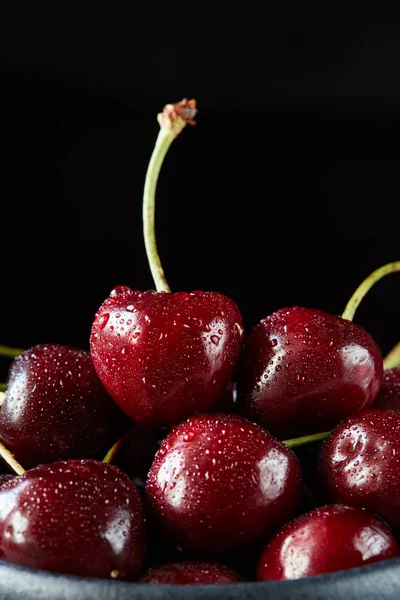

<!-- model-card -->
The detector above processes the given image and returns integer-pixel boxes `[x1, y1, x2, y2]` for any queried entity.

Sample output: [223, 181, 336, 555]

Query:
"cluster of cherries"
[1, 99, 400, 586]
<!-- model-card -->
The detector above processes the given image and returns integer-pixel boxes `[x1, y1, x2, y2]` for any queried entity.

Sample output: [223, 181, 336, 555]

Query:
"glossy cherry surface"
[373, 368, 400, 409]
[138, 560, 244, 584]
[145, 413, 302, 554]
[257, 504, 399, 581]
[0, 344, 128, 468]
[237, 306, 383, 437]
[0, 459, 146, 579]
[90, 287, 244, 427]
[319, 408, 400, 534]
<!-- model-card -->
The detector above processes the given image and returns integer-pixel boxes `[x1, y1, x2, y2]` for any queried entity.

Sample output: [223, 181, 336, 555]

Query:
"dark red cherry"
[0, 459, 146, 579]
[138, 560, 244, 584]
[145, 413, 302, 554]
[0, 344, 128, 468]
[257, 504, 399, 581]
[319, 408, 400, 534]
[373, 368, 400, 409]
[237, 306, 383, 438]
[90, 287, 244, 427]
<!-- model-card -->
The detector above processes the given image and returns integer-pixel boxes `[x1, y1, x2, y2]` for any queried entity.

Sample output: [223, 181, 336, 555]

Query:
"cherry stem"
[383, 342, 400, 370]
[142, 98, 197, 293]
[102, 428, 136, 464]
[341, 261, 400, 322]
[0, 442, 25, 475]
[0, 345, 23, 358]
[283, 430, 331, 449]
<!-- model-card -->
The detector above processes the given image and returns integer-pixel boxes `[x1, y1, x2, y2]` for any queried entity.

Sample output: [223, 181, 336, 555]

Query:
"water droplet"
[98, 313, 110, 329]
[210, 335, 220, 346]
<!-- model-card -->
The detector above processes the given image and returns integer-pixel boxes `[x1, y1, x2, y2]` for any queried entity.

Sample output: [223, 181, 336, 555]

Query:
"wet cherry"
[138, 561, 244, 584]
[0, 459, 147, 579]
[319, 408, 400, 534]
[90, 100, 244, 427]
[237, 306, 383, 438]
[257, 504, 399, 581]
[145, 413, 302, 554]
[0, 344, 128, 468]
[90, 288, 243, 427]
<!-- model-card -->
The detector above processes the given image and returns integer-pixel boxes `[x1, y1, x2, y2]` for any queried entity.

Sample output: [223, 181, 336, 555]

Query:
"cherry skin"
[257, 504, 399, 581]
[90, 287, 244, 427]
[319, 408, 400, 534]
[373, 368, 400, 409]
[145, 413, 302, 555]
[0, 459, 147, 579]
[0, 474, 15, 487]
[138, 561, 244, 584]
[237, 306, 383, 438]
[0, 344, 128, 468]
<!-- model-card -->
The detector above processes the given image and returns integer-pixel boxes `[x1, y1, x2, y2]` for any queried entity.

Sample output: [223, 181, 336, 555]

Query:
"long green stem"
[383, 342, 400, 370]
[342, 261, 400, 322]
[142, 98, 197, 293]
[0, 345, 23, 358]
[283, 430, 331, 449]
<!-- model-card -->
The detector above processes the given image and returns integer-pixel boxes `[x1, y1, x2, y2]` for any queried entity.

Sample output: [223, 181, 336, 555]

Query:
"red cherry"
[373, 368, 400, 409]
[319, 408, 400, 534]
[237, 306, 383, 438]
[257, 504, 399, 581]
[0, 459, 146, 579]
[145, 413, 302, 554]
[138, 560, 244, 584]
[90, 288, 244, 427]
[0, 344, 128, 468]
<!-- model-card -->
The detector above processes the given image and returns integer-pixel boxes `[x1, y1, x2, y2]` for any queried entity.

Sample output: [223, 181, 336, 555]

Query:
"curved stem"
[342, 261, 400, 322]
[142, 98, 197, 293]
[102, 428, 136, 464]
[0, 383, 6, 392]
[383, 342, 400, 370]
[0, 345, 23, 358]
[283, 430, 331, 449]
[0, 442, 25, 475]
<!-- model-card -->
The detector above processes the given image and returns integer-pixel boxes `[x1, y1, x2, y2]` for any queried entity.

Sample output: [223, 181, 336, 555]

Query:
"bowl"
[1, 557, 400, 600]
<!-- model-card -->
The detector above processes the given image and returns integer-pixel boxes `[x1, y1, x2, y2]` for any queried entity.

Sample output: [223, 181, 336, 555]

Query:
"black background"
[1, 4, 400, 383]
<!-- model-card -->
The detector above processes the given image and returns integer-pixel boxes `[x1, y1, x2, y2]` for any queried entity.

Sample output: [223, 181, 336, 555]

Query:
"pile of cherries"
[1, 99, 400, 586]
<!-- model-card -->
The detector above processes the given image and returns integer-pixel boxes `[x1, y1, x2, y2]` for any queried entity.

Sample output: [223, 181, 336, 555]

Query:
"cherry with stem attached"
[90, 99, 244, 428]
[237, 261, 400, 443]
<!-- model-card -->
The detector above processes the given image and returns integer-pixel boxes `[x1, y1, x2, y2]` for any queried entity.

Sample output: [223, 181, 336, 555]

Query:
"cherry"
[257, 504, 399, 581]
[138, 561, 244, 584]
[373, 368, 400, 410]
[90, 100, 244, 427]
[0, 344, 128, 469]
[0, 459, 146, 579]
[145, 413, 302, 555]
[237, 306, 383, 438]
[91, 288, 243, 427]
[319, 408, 400, 534]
